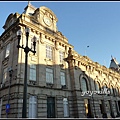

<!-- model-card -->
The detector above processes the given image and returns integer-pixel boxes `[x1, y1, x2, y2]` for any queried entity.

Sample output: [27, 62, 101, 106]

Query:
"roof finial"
[111, 55, 113, 59]
[28, 1, 31, 5]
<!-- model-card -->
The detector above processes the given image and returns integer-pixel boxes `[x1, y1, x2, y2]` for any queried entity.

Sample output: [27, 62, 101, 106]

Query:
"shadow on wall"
[0, 62, 120, 118]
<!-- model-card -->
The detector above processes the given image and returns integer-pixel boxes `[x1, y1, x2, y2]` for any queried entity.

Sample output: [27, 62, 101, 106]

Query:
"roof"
[109, 57, 120, 70]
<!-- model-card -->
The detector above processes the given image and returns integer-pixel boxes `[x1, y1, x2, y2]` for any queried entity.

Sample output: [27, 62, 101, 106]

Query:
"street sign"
[6, 104, 10, 113]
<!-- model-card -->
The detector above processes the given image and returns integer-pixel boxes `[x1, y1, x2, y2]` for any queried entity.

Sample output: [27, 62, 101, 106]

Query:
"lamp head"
[17, 30, 22, 36]
[25, 27, 30, 34]
[17, 30, 22, 48]
[8, 67, 13, 77]
[33, 36, 37, 55]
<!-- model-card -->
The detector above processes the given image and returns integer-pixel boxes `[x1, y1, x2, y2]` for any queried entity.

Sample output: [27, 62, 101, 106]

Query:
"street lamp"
[6, 67, 13, 118]
[17, 27, 36, 118]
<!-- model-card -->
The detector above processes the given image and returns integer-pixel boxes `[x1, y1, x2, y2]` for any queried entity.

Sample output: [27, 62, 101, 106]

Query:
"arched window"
[114, 87, 119, 97]
[116, 87, 119, 96]
[103, 83, 108, 96]
[103, 83, 108, 89]
[110, 85, 114, 95]
[95, 81, 100, 91]
[81, 77, 88, 92]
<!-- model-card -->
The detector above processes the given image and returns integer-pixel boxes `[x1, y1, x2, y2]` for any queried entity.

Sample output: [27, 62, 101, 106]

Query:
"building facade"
[0, 3, 120, 118]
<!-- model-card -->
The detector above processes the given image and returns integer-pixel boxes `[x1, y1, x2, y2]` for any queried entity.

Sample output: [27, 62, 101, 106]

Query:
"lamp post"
[17, 27, 36, 118]
[6, 67, 13, 118]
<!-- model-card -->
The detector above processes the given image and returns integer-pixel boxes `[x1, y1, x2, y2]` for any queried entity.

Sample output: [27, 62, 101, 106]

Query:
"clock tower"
[33, 6, 58, 32]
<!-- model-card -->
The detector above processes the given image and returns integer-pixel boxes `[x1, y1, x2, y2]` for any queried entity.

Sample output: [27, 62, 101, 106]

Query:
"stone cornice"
[18, 15, 73, 49]
[66, 49, 120, 79]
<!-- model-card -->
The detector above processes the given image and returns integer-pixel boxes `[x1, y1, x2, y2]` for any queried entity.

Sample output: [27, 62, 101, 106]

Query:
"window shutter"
[63, 98, 69, 117]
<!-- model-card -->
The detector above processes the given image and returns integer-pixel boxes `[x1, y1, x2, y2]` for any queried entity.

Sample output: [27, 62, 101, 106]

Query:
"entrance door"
[100, 100, 107, 118]
[100, 100, 105, 114]
[118, 101, 120, 112]
[84, 99, 92, 118]
[115, 101, 119, 115]
[47, 97, 55, 118]
[108, 100, 115, 118]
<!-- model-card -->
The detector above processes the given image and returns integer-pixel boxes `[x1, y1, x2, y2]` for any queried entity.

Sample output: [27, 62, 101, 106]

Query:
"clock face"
[43, 16, 52, 26]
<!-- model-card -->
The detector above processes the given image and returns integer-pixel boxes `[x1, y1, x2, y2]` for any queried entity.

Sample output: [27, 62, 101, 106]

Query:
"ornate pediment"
[3, 13, 14, 30]
[40, 6, 58, 22]
[3, 13, 20, 31]
[32, 6, 58, 32]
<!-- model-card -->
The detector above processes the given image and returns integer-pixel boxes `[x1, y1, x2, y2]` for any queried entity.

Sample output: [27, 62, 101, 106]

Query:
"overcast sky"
[0, 1, 120, 68]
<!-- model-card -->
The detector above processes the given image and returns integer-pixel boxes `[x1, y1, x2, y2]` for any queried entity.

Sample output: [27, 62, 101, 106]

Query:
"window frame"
[116, 87, 119, 96]
[46, 67, 54, 84]
[95, 81, 100, 91]
[81, 77, 88, 92]
[5, 43, 10, 58]
[59, 51, 64, 63]
[28, 95, 37, 118]
[2, 67, 8, 84]
[63, 98, 69, 117]
[29, 63, 37, 81]
[60, 71, 66, 86]
[110, 85, 114, 96]
[46, 45, 53, 60]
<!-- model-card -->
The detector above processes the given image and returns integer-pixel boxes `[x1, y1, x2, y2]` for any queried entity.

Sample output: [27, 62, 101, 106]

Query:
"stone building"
[0, 3, 120, 118]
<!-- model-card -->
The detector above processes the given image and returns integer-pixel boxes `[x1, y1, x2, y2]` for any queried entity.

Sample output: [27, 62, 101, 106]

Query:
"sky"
[0, 1, 120, 68]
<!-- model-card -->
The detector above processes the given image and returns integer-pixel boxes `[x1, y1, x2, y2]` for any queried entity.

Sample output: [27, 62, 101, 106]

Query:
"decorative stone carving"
[40, 33, 44, 44]
[55, 41, 59, 50]
[68, 48, 73, 57]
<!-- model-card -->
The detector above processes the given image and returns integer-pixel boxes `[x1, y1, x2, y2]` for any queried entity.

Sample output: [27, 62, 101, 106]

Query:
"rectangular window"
[63, 98, 69, 117]
[3, 67, 8, 83]
[29, 64, 36, 81]
[60, 72, 66, 86]
[5, 43, 10, 58]
[46, 68, 53, 84]
[59, 51, 64, 63]
[0, 99, 2, 118]
[46, 45, 53, 60]
[29, 96, 37, 118]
